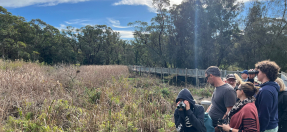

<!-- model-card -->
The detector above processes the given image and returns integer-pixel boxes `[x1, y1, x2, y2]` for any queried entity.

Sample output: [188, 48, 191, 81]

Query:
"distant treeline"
[1, 0, 287, 71]
[0, 6, 134, 65]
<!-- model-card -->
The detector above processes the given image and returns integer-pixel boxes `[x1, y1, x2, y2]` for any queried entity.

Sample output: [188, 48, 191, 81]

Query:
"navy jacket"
[174, 89, 206, 132]
[255, 81, 279, 131]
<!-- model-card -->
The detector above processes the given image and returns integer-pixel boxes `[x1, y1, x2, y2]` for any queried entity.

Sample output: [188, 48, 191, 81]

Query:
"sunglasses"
[205, 74, 210, 80]
[235, 87, 242, 91]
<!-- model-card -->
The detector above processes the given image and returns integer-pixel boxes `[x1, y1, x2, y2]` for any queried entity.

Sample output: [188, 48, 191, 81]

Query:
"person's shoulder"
[279, 91, 287, 100]
[259, 86, 275, 95]
[279, 90, 287, 95]
[222, 83, 234, 90]
[241, 103, 258, 114]
[244, 102, 256, 108]
[174, 108, 179, 113]
[222, 84, 236, 93]
[193, 104, 205, 118]
[194, 104, 204, 109]
[194, 104, 204, 113]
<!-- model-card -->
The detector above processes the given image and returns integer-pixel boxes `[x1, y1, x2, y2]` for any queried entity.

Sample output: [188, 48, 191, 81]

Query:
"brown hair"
[205, 66, 221, 77]
[240, 82, 259, 98]
[275, 78, 286, 92]
[255, 60, 280, 82]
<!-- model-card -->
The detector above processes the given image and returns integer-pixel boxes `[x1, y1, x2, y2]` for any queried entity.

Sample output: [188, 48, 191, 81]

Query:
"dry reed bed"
[0, 60, 177, 132]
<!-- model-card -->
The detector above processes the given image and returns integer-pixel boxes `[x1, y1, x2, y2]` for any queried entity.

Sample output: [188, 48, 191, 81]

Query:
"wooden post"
[176, 68, 178, 86]
[155, 67, 156, 75]
[161, 67, 163, 83]
[149, 67, 151, 77]
[196, 68, 199, 87]
[224, 70, 227, 78]
[185, 68, 187, 87]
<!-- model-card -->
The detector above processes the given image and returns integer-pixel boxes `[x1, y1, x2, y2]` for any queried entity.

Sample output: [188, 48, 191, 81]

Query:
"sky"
[1, 0, 255, 39]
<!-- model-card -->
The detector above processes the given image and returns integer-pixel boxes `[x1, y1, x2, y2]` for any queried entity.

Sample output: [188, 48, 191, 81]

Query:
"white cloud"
[64, 19, 100, 26]
[65, 19, 89, 25]
[113, 0, 184, 12]
[115, 30, 134, 39]
[107, 18, 129, 28]
[0, 0, 90, 8]
[56, 24, 67, 31]
[113, 0, 263, 12]
[237, 0, 269, 2]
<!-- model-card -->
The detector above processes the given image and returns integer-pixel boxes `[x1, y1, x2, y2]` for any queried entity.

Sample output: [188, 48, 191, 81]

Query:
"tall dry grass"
[0, 60, 181, 132]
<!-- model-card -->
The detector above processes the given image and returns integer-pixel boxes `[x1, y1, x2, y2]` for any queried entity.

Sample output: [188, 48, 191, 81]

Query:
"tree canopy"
[1, 0, 287, 71]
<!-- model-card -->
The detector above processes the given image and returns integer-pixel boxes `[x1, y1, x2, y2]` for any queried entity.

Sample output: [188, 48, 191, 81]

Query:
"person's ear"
[210, 74, 213, 78]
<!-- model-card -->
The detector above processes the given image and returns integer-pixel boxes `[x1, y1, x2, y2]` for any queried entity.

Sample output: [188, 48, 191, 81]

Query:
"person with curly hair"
[255, 60, 280, 132]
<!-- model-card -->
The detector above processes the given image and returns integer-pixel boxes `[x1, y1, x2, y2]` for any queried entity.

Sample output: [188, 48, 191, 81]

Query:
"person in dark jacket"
[174, 88, 206, 132]
[275, 78, 287, 132]
[247, 69, 257, 83]
[255, 60, 280, 132]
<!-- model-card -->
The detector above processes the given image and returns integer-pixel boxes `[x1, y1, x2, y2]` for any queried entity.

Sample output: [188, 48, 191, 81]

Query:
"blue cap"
[241, 70, 248, 74]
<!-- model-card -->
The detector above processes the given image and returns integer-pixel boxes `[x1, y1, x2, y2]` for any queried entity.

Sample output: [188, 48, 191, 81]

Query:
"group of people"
[174, 60, 287, 132]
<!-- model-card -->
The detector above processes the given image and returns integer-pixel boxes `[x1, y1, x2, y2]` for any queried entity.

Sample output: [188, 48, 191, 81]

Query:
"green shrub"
[161, 88, 170, 98]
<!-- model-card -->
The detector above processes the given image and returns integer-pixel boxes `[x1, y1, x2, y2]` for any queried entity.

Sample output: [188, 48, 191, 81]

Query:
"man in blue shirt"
[240, 70, 248, 82]
[255, 60, 280, 132]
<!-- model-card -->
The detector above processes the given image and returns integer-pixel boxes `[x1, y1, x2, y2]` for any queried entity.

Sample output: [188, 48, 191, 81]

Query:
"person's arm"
[218, 124, 239, 132]
[206, 104, 212, 113]
[184, 100, 206, 132]
[224, 89, 237, 114]
[222, 106, 232, 119]
[174, 109, 184, 132]
[218, 117, 258, 132]
[256, 90, 273, 131]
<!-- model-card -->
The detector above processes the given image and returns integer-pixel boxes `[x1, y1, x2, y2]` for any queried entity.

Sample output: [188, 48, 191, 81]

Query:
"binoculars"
[177, 101, 186, 109]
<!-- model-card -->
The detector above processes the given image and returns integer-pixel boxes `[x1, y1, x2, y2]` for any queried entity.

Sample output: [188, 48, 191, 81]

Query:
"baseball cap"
[240, 70, 248, 75]
[226, 74, 236, 80]
[205, 66, 221, 77]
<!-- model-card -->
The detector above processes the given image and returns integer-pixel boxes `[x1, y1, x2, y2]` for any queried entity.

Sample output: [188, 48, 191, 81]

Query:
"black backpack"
[278, 91, 287, 132]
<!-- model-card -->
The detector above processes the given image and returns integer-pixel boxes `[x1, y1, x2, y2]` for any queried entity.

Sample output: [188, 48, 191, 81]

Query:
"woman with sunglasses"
[218, 82, 260, 132]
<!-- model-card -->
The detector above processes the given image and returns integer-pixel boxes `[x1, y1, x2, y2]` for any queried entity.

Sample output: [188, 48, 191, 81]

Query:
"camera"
[217, 118, 227, 132]
[177, 101, 186, 109]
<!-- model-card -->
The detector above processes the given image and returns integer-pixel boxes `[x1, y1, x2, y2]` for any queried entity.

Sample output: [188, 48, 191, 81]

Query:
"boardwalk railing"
[128, 65, 243, 86]
[129, 65, 287, 87]
[128, 65, 241, 78]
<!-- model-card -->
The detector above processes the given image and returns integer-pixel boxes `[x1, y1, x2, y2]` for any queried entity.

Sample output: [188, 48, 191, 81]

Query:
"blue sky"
[1, 0, 253, 39]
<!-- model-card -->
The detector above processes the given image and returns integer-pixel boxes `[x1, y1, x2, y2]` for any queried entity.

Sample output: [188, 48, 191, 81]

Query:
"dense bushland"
[0, 60, 213, 132]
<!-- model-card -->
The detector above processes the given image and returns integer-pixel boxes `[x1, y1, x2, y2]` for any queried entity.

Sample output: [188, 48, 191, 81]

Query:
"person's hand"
[217, 124, 231, 132]
[177, 101, 184, 111]
[184, 100, 190, 110]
